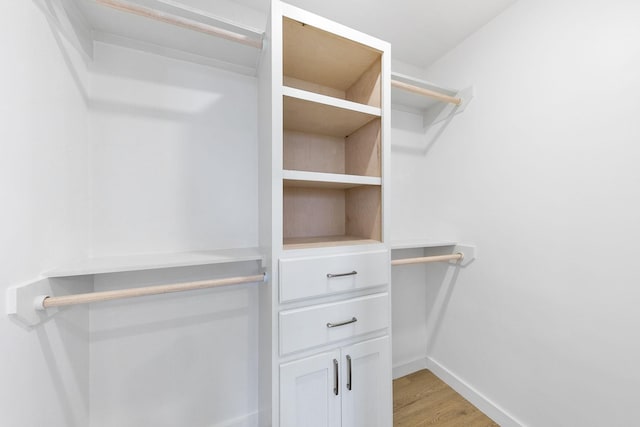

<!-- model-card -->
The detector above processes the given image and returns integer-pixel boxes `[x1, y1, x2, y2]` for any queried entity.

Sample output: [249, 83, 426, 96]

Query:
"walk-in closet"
[3, 0, 640, 426]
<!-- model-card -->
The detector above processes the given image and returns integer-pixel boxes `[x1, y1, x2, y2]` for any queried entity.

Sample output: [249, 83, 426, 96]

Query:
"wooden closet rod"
[391, 253, 463, 266]
[97, 0, 263, 49]
[391, 80, 462, 106]
[36, 273, 266, 310]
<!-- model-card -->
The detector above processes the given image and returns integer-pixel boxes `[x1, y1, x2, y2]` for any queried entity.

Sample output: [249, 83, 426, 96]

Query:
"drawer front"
[279, 292, 389, 355]
[279, 250, 389, 302]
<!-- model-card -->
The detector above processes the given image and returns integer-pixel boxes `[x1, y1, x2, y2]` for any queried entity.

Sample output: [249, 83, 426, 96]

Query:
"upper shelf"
[59, 0, 265, 75]
[283, 16, 382, 107]
[390, 72, 460, 114]
[45, 247, 264, 277]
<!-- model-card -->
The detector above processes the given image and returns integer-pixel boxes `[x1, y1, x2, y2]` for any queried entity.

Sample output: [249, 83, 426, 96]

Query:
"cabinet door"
[341, 336, 391, 427]
[280, 350, 342, 427]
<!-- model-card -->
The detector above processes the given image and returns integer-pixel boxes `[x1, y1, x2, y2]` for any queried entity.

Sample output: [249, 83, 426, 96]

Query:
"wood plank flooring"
[393, 370, 499, 427]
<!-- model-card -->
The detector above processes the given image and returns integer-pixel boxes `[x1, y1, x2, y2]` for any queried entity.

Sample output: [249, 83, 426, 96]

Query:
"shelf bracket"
[6, 276, 93, 328]
[423, 86, 474, 128]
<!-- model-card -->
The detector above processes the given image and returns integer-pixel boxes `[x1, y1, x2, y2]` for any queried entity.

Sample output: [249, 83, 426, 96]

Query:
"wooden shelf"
[284, 235, 381, 250]
[45, 247, 264, 277]
[283, 170, 381, 189]
[283, 86, 380, 137]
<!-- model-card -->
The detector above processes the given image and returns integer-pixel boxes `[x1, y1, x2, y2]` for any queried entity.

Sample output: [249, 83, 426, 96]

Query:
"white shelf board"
[45, 247, 264, 277]
[283, 86, 380, 137]
[283, 170, 381, 189]
[391, 239, 458, 250]
[390, 72, 458, 114]
[284, 235, 381, 250]
[71, 0, 263, 75]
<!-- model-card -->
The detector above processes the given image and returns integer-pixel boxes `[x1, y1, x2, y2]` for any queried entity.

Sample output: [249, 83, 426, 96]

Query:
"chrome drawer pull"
[326, 270, 357, 278]
[326, 317, 358, 328]
[333, 359, 339, 396]
[346, 355, 352, 391]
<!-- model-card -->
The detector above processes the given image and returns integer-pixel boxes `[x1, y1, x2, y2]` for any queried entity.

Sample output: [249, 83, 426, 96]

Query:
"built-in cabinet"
[259, 1, 392, 425]
[280, 336, 391, 427]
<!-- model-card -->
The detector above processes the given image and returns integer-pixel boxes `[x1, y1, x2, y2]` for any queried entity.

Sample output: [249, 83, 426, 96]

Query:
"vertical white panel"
[341, 336, 391, 427]
[280, 350, 341, 427]
[0, 1, 91, 426]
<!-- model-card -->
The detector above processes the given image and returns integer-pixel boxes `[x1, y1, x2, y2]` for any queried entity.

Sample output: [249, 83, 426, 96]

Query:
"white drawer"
[279, 292, 389, 355]
[279, 250, 389, 302]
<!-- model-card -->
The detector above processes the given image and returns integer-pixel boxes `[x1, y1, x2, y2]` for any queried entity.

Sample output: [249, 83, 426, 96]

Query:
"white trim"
[392, 356, 428, 379]
[426, 357, 525, 427]
[282, 86, 381, 117]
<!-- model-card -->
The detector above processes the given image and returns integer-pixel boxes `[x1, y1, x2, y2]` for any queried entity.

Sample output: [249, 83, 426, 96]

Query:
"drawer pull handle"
[327, 317, 358, 328]
[327, 270, 357, 279]
[346, 355, 352, 391]
[333, 358, 339, 396]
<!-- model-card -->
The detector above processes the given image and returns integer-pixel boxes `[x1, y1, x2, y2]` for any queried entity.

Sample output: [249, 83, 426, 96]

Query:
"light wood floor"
[393, 370, 499, 427]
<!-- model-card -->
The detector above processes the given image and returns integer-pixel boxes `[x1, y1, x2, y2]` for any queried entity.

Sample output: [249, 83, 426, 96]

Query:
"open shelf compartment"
[283, 17, 382, 108]
[283, 185, 381, 249]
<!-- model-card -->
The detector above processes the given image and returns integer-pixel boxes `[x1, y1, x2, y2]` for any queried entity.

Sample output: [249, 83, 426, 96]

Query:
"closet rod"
[36, 273, 266, 310]
[391, 80, 462, 106]
[391, 253, 463, 266]
[97, 0, 263, 49]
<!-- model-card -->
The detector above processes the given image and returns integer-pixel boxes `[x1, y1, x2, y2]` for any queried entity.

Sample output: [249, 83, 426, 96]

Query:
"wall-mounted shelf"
[391, 239, 458, 250]
[47, 0, 265, 75]
[45, 247, 265, 277]
[7, 247, 265, 327]
[390, 72, 474, 128]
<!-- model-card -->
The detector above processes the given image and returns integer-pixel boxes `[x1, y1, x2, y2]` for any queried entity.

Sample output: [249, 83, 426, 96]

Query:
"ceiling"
[229, 0, 519, 68]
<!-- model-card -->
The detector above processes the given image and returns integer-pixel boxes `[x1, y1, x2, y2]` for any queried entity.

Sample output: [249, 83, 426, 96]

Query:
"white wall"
[392, 0, 640, 425]
[87, 42, 260, 426]
[0, 1, 91, 426]
[89, 262, 261, 427]
[89, 42, 258, 256]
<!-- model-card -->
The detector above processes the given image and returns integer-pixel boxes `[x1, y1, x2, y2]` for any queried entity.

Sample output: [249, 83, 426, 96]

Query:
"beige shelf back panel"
[283, 117, 380, 177]
[284, 131, 345, 174]
[283, 187, 346, 239]
[283, 186, 381, 244]
[283, 17, 381, 107]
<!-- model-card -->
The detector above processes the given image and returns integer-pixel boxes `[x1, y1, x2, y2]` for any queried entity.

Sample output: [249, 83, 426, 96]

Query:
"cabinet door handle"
[326, 270, 357, 278]
[326, 317, 358, 328]
[346, 355, 352, 391]
[333, 358, 339, 396]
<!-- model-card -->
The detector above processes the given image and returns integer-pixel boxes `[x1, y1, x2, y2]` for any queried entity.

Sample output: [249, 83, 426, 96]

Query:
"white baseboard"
[426, 357, 525, 427]
[392, 356, 428, 379]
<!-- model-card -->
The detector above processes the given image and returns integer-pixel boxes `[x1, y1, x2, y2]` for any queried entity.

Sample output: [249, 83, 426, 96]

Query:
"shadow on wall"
[88, 262, 261, 427]
[88, 43, 259, 256]
[34, 291, 91, 427]
[391, 104, 459, 157]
